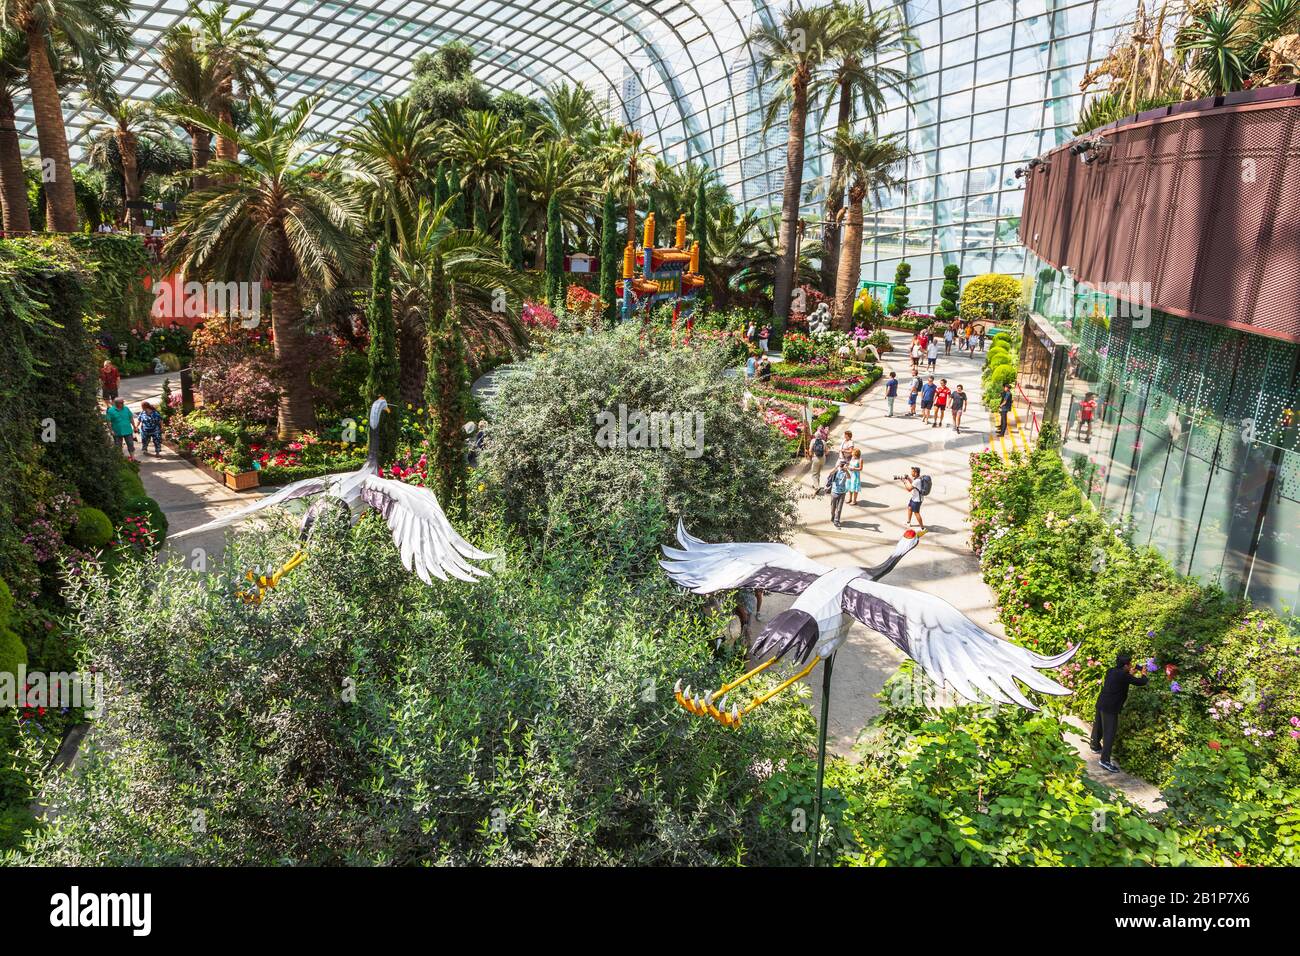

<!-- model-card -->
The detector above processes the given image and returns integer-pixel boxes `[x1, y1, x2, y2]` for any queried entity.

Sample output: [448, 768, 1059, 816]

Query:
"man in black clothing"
[1090, 652, 1149, 772]
[996, 383, 1013, 436]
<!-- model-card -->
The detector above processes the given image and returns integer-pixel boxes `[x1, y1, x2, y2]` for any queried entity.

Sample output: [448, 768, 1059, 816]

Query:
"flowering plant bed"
[765, 362, 882, 402]
[748, 392, 837, 456]
[969, 424, 1300, 789]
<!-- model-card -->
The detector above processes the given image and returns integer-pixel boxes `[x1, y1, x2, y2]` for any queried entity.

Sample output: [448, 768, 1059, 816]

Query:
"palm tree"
[83, 93, 166, 226]
[828, 129, 908, 327]
[814, 3, 911, 295]
[165, 97, 364, 438]
[0, 28, 31, 231]
[1, 0, 131, 232]
[341, 97, 437, 236]
[646, 158, 727, 224]
[440, 109, 527, 235]
[390, 197, 533, 403]
[750, 3, 841, 328]
[192, 0, 272, 164]
[541, 80, 599, 139]
[156, 21, 221, 188]
[593, 123, 654, 248]
[1175, 4, 1253, 96]
[519, 136, 597, 271]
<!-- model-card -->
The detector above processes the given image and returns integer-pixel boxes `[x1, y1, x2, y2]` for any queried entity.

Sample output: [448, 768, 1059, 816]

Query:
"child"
[137, 400, 163, 455]
[848, 448, 863, 505]
[933, 378, 951, 428]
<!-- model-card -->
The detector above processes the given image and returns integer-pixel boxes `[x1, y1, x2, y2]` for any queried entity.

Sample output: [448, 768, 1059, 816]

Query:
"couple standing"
[808, 430, 861, 529]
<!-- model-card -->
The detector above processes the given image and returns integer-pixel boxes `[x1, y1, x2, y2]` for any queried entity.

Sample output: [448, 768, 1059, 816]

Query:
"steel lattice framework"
[10, 0, 1141, 310]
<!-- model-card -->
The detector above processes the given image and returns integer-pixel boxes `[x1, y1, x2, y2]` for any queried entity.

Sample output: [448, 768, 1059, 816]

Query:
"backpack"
[811, 437, 825, 457]
[918, 474, 932, 497]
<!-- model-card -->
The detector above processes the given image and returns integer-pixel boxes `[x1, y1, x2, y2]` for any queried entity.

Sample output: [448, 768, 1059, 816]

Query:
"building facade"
[1016, 88, 1300, 613]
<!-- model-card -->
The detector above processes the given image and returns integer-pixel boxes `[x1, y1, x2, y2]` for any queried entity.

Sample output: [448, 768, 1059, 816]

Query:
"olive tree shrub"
[481, 325, 798, 573]
[13, 513, 814, 865]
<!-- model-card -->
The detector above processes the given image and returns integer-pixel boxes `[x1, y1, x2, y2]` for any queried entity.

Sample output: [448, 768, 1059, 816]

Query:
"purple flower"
[1170, 682, 1181, 693]
[1145, 659, 1157, 672]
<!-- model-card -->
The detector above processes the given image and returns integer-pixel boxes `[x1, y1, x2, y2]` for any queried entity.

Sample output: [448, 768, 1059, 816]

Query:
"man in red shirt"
[1077, 392, 1097, 442]
[932, 378, 951, 428]
[100, 360, 120, 402]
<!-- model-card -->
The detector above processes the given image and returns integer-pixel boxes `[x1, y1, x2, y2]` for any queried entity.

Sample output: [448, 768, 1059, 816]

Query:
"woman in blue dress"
[848, 448, 863, 504]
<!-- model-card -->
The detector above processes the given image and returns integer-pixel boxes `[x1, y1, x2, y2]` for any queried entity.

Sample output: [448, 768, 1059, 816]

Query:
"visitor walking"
[943, 326, 954, 356]
[897, 466, 928, 531]
[838, 430, 855, 463]
[1090, 652, 1149, 772]
[977, 325, 987, 352]
[848, 448, 863, 505]
[926, 338, 939, 370]
[997, 382, 1013, 437]
[920, 376, 937, 424]
[808, 425, 828, 491]
[884, 371, 898, 416]
[137, 400, 163, 456]
[105, 397, 137, 461]
[907, 378, 919, 417]
[950, 384, 967, 433]
[826, 459, 851, 529]
[100, 360, 120, 402]
[932, 378, 950, 428]
[1077, 391, 1097, 442]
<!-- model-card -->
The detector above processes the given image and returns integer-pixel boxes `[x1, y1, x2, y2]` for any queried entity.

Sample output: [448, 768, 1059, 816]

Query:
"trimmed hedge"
[70, 506, 114, 550]
[969, 426, 1300, 787]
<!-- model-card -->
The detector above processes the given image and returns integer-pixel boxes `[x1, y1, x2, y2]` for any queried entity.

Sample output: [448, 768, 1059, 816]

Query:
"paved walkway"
[116, 372, 265, 566]
[760, 330, 997, 757]
[754, 330, 1162, 808]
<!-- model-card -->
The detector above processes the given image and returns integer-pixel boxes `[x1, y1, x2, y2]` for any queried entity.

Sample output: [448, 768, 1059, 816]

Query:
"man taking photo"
[1090, 651, 1149, 773]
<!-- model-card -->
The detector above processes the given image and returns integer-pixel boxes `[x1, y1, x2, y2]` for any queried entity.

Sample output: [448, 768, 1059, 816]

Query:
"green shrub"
[124, 495, 168, 545]
[115, 464, 146, 503]
[482, 325, 798, 573]
[13, 516, 814, 865]
[960, 273, 1023, 324]
[0, 581, 26, 678]
[69, 506, 113, 550]
[969, 442, 1300, 788]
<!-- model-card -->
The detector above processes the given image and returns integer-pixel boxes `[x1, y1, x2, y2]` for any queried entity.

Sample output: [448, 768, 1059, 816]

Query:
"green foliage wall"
[500, 173, 523, 270]
[364, 238, 400, 466]
[598, 191, 619, 328]
[66, 234, 153, 340]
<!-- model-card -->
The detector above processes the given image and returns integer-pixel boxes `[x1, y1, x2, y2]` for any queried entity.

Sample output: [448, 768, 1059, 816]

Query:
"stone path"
[115, 372, 265, 567]
[752, 330, 1163, 809]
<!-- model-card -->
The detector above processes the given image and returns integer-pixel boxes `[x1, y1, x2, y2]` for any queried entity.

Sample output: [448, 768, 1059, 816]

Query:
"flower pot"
[225, 470, 260, 491]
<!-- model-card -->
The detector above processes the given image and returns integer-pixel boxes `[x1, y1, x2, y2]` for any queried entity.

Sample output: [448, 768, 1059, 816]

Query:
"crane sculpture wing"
[659, 519, 831, 595]
[842, 577, 1077, 711]
[168, 477, 329, 541]
[357, 476, 495, 584]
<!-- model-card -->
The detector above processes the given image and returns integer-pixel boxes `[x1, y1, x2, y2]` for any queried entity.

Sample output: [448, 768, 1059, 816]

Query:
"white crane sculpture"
[171, 398, 493, 601]
[660, 521, 1077, 863]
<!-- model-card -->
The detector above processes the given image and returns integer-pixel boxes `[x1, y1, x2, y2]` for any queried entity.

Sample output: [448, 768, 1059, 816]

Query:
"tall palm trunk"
[772, 67, 809, 330]
[626, 153, 639, 248]
[398, 310, 426, 405]
[25, 28, 77, 232]
[117, 129, 142, 227]
[0, 88, 32, 232]
[267, 276, 316, 437]
[821, 74, 853, 296]
[189, 125, 212, 190]
[833, 187, 865, 329]
[216, 78, 238, 162]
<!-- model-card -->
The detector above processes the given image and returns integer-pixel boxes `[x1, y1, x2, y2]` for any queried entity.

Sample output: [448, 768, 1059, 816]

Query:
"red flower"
[1208, 740, 1221, 750]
